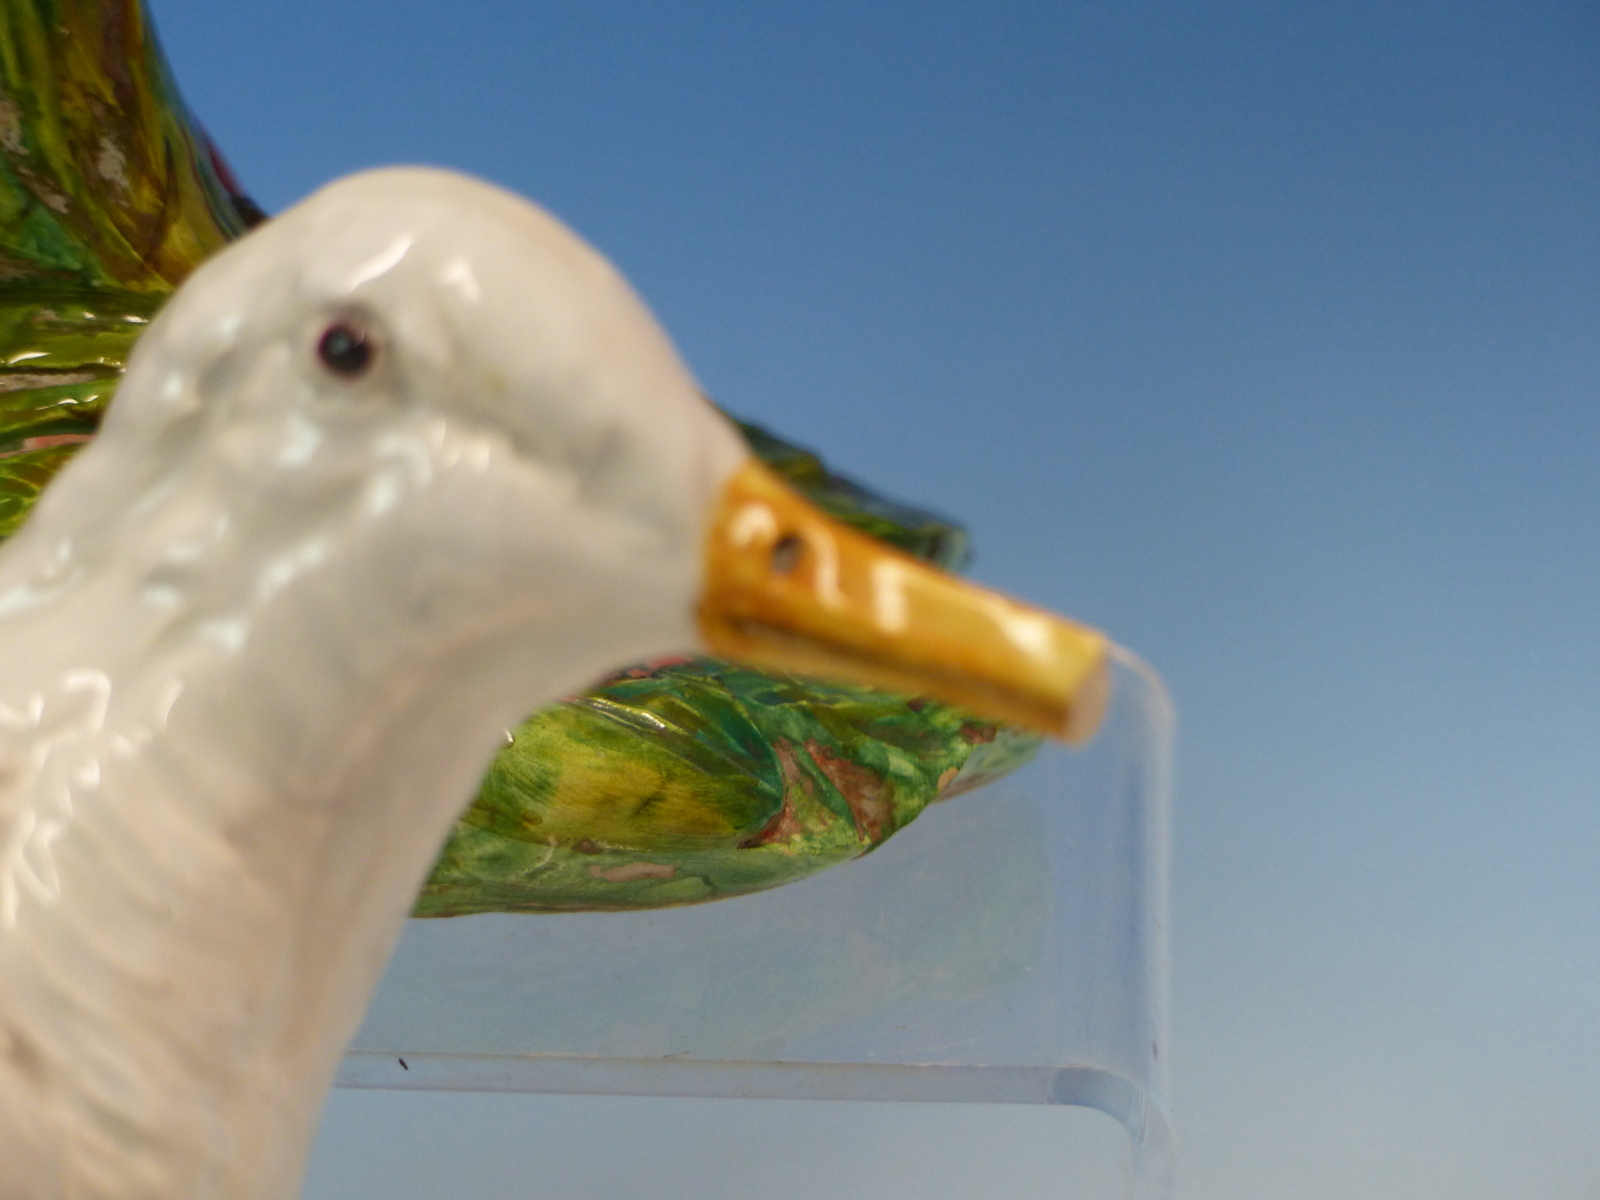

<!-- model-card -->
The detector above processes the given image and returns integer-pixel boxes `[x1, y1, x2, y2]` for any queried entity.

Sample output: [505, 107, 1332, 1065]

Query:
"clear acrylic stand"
[337, 651, 1173, 1199]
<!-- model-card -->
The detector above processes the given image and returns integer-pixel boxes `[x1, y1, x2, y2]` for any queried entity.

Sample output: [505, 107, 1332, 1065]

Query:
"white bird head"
[33, 167, 744, 708]
[0, 166, 1110, 1200]
[13, 165, 1107, 749]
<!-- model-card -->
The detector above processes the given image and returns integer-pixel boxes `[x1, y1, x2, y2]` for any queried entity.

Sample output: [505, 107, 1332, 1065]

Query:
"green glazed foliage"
[0, 0, 247, 290]
[421, 662, 1037, 914]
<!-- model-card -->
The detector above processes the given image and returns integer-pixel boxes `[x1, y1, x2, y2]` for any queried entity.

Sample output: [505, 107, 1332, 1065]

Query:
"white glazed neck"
[0, 515, 673, 1199]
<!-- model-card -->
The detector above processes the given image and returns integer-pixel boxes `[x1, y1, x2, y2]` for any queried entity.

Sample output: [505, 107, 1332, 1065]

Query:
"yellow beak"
[697, 459, 1110, 743]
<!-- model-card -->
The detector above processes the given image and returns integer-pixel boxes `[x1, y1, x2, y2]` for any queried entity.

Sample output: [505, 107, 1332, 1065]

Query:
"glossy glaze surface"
[0, 165, 756, 1199]
[0, 0, 1058, 915]
[699, 458, 1108, 740]
[0, 8, 1115, 1195]
[0, 161, 1111, 1200]
[423, 657, 1036, 914]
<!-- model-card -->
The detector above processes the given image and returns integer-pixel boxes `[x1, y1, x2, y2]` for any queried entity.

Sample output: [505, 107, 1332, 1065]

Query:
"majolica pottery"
[0, 0, 1047, 914]
[0, 6, 1112, 1194]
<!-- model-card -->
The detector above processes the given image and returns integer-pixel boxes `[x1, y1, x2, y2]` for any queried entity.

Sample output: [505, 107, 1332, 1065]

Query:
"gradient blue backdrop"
[145, 2, 1600, 1196]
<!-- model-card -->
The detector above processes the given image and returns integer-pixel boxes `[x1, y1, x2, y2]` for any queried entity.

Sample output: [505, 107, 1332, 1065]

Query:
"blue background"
[146, 2, 1600, 1196]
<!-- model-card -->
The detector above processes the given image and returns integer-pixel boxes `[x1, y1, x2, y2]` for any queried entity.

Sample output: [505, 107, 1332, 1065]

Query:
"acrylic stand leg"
[339, 653, 1173, 1199]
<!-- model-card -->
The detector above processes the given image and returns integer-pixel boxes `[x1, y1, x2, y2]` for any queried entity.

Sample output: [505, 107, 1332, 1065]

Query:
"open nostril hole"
[770, 534, 804, 574]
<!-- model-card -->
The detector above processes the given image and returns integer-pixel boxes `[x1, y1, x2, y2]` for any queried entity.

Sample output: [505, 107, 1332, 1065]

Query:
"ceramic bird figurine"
[0, 0, 1061, 914]
[0, 163, 1107, 1200]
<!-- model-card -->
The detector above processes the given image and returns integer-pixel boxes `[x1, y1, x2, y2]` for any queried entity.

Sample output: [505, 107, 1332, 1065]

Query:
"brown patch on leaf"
[12, 163, 68, 213]
[0, 435, 93, 462]
[805, 739, 893, 843]
[0, 94, 24, 156]
[572, 838, 603, 855]
[639, 654, 695, 672]
[95, 135, 128, 190]
[741, 741, 808, 846]
[586, 861, 676, 883]
[591, 654, 698, 688]
[0, 372, 94, 393]
[959, 722, 999, 745]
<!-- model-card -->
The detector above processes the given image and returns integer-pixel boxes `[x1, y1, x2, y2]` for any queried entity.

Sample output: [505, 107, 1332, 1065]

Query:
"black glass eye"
[317, 322, 373, 377]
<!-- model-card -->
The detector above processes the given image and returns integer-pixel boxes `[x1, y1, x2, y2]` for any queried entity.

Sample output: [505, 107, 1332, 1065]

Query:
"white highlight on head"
[344, 233, 414, 290]
[441, 257, 481, 304]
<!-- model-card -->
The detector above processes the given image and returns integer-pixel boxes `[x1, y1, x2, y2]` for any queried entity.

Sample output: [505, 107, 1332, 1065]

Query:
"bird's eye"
[316, 322, 373, 377]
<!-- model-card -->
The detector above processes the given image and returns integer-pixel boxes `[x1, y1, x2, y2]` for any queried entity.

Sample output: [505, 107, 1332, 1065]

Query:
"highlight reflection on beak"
[697, 459, 1110, 743]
